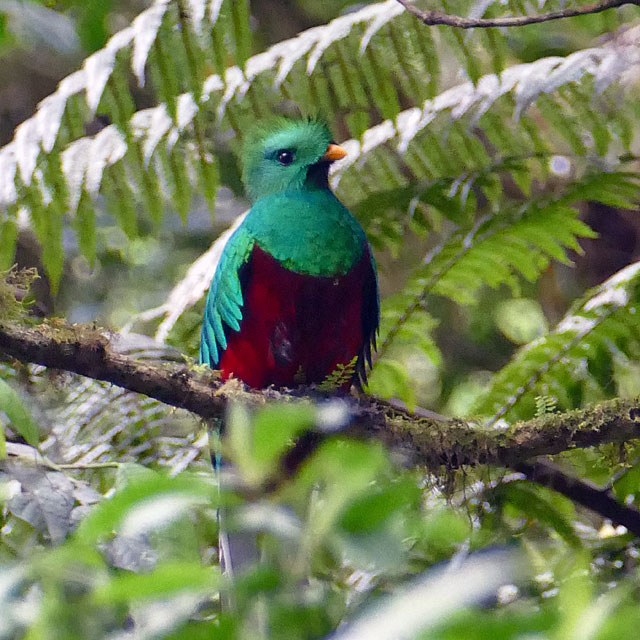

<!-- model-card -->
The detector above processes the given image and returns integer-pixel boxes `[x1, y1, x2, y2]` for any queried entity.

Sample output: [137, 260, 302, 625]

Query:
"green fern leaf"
[474, 261, 640, 424]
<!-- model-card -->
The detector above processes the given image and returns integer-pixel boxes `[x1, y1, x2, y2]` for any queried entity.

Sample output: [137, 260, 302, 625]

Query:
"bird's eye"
[276, 149, 295, 166]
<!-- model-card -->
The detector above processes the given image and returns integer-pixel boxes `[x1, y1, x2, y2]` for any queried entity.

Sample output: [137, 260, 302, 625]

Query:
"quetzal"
[200, 118, 379, 388]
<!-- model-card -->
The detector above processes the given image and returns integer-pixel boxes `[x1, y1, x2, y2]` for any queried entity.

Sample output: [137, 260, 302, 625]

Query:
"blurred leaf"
[495, 298, 549, 345]
[420, 509, 471, 553]
[93, 562, 220, 604]
[251, 404, 315, 467]
[612, 462, 640, 505]
[76, 473, 213, 545]
[367, 359, 416, 409]
[340, 475, 421, 534]
[115, 462, 159, 490]
[331, 549, 525, 640]
[498, 481, 581, 548]
[0, 379, 39, 446]
[421, 608, 556, 640]
[233, 565, 282, 600]
[8, 470, 75, 544]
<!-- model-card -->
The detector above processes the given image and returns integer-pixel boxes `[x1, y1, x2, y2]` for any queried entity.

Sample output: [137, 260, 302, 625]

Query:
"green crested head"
[241, 117, 346, 202]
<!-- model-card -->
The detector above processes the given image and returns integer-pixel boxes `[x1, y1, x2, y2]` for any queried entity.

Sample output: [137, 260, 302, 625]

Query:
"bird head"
[242, 117, 347, 202]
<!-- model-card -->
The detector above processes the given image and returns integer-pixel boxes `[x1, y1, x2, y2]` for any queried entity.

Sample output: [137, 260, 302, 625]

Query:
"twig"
[1, 320, 640, 469]
[56, 462, 121, 470]
[5, 443, 121, 472]
[395, 0, 639, 29]
[516, 459, 640, 537]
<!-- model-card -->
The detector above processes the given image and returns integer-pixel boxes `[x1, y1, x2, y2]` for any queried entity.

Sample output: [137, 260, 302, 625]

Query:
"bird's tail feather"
[210, 419, 260, 579]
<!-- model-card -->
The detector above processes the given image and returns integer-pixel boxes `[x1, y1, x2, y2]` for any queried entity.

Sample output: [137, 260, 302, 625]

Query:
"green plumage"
[242, 117, 333, 200]
[245, 190, 365, 274]
[201, 229, 252, 364]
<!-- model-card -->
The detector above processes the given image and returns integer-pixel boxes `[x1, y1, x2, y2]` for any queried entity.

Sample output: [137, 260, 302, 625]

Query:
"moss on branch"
[0, 320, 639, 469]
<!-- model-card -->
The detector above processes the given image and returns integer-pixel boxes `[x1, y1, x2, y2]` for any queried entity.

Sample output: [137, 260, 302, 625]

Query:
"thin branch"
[395, 0, 639, 29]
[4, 443, 120, 483]
[56, 462, 122, 470]
[516, 459, 640, 537]
[1, 321, 640, 470]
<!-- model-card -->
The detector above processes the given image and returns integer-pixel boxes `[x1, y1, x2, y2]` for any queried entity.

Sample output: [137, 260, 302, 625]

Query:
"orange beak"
[321, 143, 347, 162]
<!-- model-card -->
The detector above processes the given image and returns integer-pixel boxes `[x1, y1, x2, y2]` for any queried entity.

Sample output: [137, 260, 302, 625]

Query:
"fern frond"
[473, 261, 640, 424]
[369, 170, 640, 403]
[1, 2, 639, 288]
[1, 336, 206, 475]
[318, 357, 358, 392]
[333, 30, 640, 211]
[535, 395, 558, 417]
[0, 0, 248, 284]
[46, 377, 206, 474]
[377, 171, 640, 360]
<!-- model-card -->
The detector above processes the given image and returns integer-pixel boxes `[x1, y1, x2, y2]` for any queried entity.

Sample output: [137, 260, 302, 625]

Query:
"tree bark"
[1, 320, 639, 470]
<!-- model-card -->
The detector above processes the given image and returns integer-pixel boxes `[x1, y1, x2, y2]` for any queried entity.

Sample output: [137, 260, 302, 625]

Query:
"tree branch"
[515, 460, 640, 537]
[395, 0, 639, 29]
[0, 321, 228, 420]
[1, 320, 640, 470]
[4, 320, 640, 535]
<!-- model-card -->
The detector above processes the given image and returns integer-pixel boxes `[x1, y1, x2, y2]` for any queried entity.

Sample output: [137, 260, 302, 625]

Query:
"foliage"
[1, 0, 639, 289]
[0, 266, 38, 322]
[475, 259, 640, 424]
[3, 403, 640, 638]
[1, 0, 640, 638]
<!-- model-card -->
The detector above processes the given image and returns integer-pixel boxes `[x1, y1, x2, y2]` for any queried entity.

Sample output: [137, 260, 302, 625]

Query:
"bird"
[199, 117, 379, 578]
[200, 117, 379, 390]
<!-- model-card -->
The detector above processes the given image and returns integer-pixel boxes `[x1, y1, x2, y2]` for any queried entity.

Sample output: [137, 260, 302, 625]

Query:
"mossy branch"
[3, 319, 640, 534]
[1, 320, 639, 469]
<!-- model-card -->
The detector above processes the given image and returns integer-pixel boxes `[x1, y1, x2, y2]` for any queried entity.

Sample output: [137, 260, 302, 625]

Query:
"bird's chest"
[218, 245, 367, 386]
[251, 209, 363, 277]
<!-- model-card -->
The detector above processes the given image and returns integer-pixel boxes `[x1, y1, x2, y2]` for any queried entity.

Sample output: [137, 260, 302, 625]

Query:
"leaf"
[498, 481, 581, 548]
[76, 473, 213, 545]
[0, 217, 18, 271]
[340, 476, 421, 534]
[250, 404, 315, 468]
[318, 357, 357, 391]
[367, 359, 416, 408]
[8, 470, 76, 544]
[373, 172, 622, 369]
[92, 562, 220, 604]
[0, 378, 39, 446]
[475, 261, 640, 423]
[612, 462, 640, 505]
[1, 0, 639, 277]
[230, 0, 252, 67]
[496, 298, 549, 345]
[330, 549, 525, 640]
[295, 439, 390, 544]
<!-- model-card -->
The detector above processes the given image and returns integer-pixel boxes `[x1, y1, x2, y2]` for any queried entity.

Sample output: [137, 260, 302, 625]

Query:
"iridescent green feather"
[199, 227, 254, 365]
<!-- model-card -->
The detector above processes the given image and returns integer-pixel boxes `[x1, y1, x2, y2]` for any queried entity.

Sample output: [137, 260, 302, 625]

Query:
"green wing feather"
[200, 226, 254, 366]
[200, 189, 370, 367]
